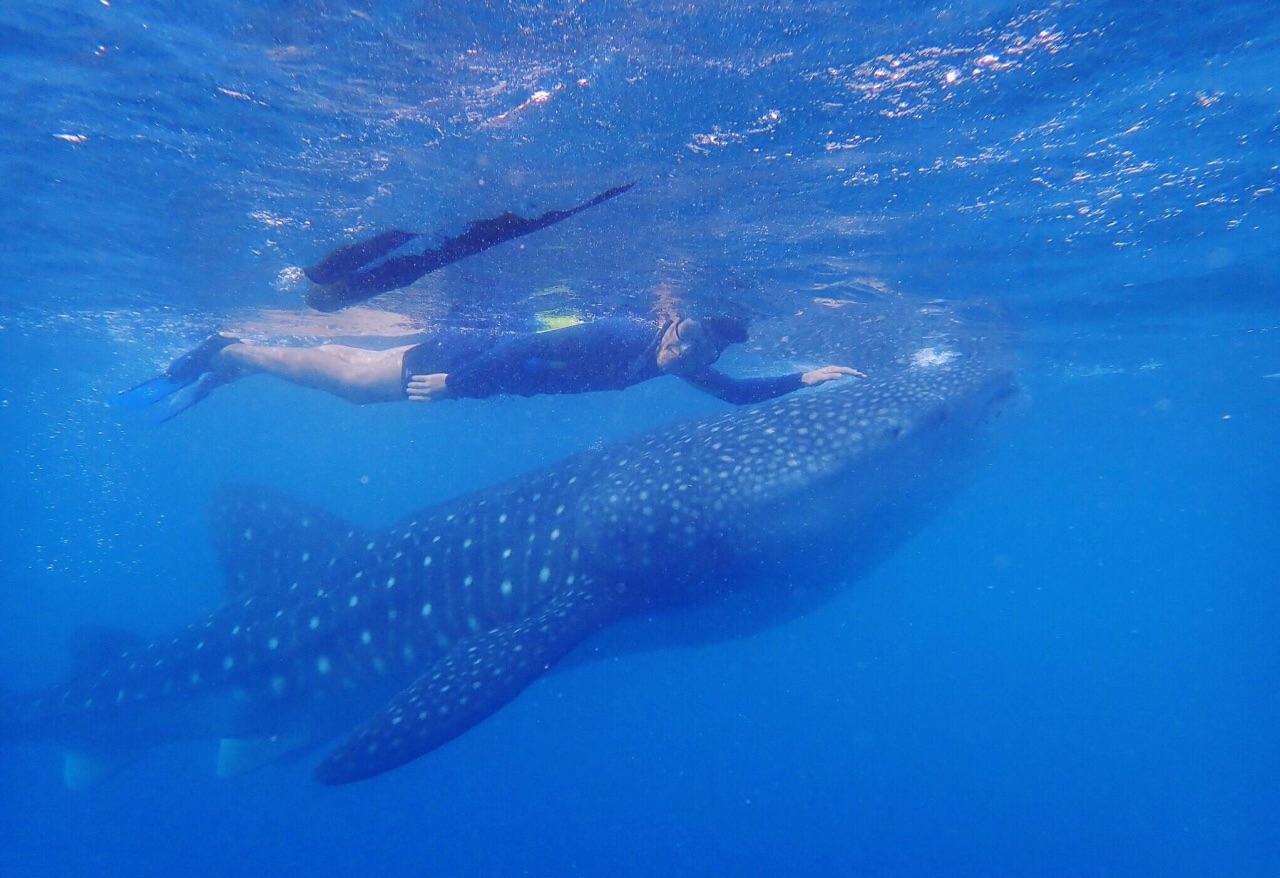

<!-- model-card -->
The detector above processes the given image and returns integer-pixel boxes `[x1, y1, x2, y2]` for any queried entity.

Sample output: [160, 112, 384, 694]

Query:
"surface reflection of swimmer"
[303, 182, 635, 312]
[121, 314, 865, 420]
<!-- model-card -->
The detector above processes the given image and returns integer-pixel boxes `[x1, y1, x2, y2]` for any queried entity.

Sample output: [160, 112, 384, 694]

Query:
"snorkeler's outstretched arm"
[304, 182, 636, 312]
[680, 364, 865, 405]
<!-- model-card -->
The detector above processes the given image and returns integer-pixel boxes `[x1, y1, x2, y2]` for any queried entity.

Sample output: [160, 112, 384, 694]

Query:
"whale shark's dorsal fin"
[211, 486, 370, 601]
[315, 580, 628, 784]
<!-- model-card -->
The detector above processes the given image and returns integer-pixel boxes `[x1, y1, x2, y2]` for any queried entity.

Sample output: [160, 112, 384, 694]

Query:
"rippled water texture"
[1, 2, 1277, 877]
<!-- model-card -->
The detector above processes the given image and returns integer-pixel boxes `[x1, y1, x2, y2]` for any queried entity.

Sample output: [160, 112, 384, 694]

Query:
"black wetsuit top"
[401, 316, 804, 405]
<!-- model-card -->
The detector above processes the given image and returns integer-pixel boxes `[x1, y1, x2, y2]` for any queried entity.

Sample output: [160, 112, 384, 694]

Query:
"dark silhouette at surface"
[304, 182, 635, 312]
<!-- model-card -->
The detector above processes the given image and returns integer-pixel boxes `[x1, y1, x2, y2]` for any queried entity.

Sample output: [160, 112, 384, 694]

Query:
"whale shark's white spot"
[421, 603, 433, 617]
[223, 656, 235, 671]
[386, 576, 396, 588]
[268, 637, 279, 650]
[309, 616, 320, 630]
[361, 631, 372, 645]
[423, 555, 433, 567]
[349, 596, 359, 608]
[501, 580, 513, 596]
[317, 657, 331, 675]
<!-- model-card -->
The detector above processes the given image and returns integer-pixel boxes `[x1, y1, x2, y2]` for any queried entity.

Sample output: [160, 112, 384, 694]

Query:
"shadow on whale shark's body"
[1, 299, 1017, 786]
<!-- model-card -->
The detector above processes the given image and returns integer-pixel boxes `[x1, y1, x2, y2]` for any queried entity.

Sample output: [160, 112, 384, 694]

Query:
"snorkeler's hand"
[407, 372, 450, 402]
[801, 365, 866, 385]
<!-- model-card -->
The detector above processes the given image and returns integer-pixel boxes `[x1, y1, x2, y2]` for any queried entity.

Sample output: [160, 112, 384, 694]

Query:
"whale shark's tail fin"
[0, 627, 155, 788]
[316, 580, 628, 784]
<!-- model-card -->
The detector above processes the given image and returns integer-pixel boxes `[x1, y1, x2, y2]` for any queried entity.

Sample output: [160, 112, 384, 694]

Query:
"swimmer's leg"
[219, 342, 412, 404]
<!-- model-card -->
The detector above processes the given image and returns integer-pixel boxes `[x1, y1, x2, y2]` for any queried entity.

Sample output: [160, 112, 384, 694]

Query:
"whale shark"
[1, 303, 1016, 786]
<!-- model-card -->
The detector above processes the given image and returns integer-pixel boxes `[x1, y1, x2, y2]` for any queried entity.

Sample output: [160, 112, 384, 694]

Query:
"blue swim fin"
[152, 371, 231, 422]
[115, 374, 189, 409]
[116, 334, 239, 420]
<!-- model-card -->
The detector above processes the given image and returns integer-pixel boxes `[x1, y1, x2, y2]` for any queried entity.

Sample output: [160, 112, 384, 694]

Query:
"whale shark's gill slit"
[314, 580, 625, 784]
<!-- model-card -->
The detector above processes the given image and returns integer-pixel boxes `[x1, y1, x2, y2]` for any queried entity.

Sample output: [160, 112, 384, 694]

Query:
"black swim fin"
[164, 333, 239, 383]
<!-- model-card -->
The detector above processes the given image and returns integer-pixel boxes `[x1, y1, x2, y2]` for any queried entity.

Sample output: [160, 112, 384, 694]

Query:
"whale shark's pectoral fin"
[315, 581, 626, 785]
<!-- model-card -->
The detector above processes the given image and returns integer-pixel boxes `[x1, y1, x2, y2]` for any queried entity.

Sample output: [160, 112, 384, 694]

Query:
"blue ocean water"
[1, 1, 1277, 875]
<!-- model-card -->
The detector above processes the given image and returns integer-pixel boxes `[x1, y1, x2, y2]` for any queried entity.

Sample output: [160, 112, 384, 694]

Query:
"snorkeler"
[120, 313, 864, 420]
